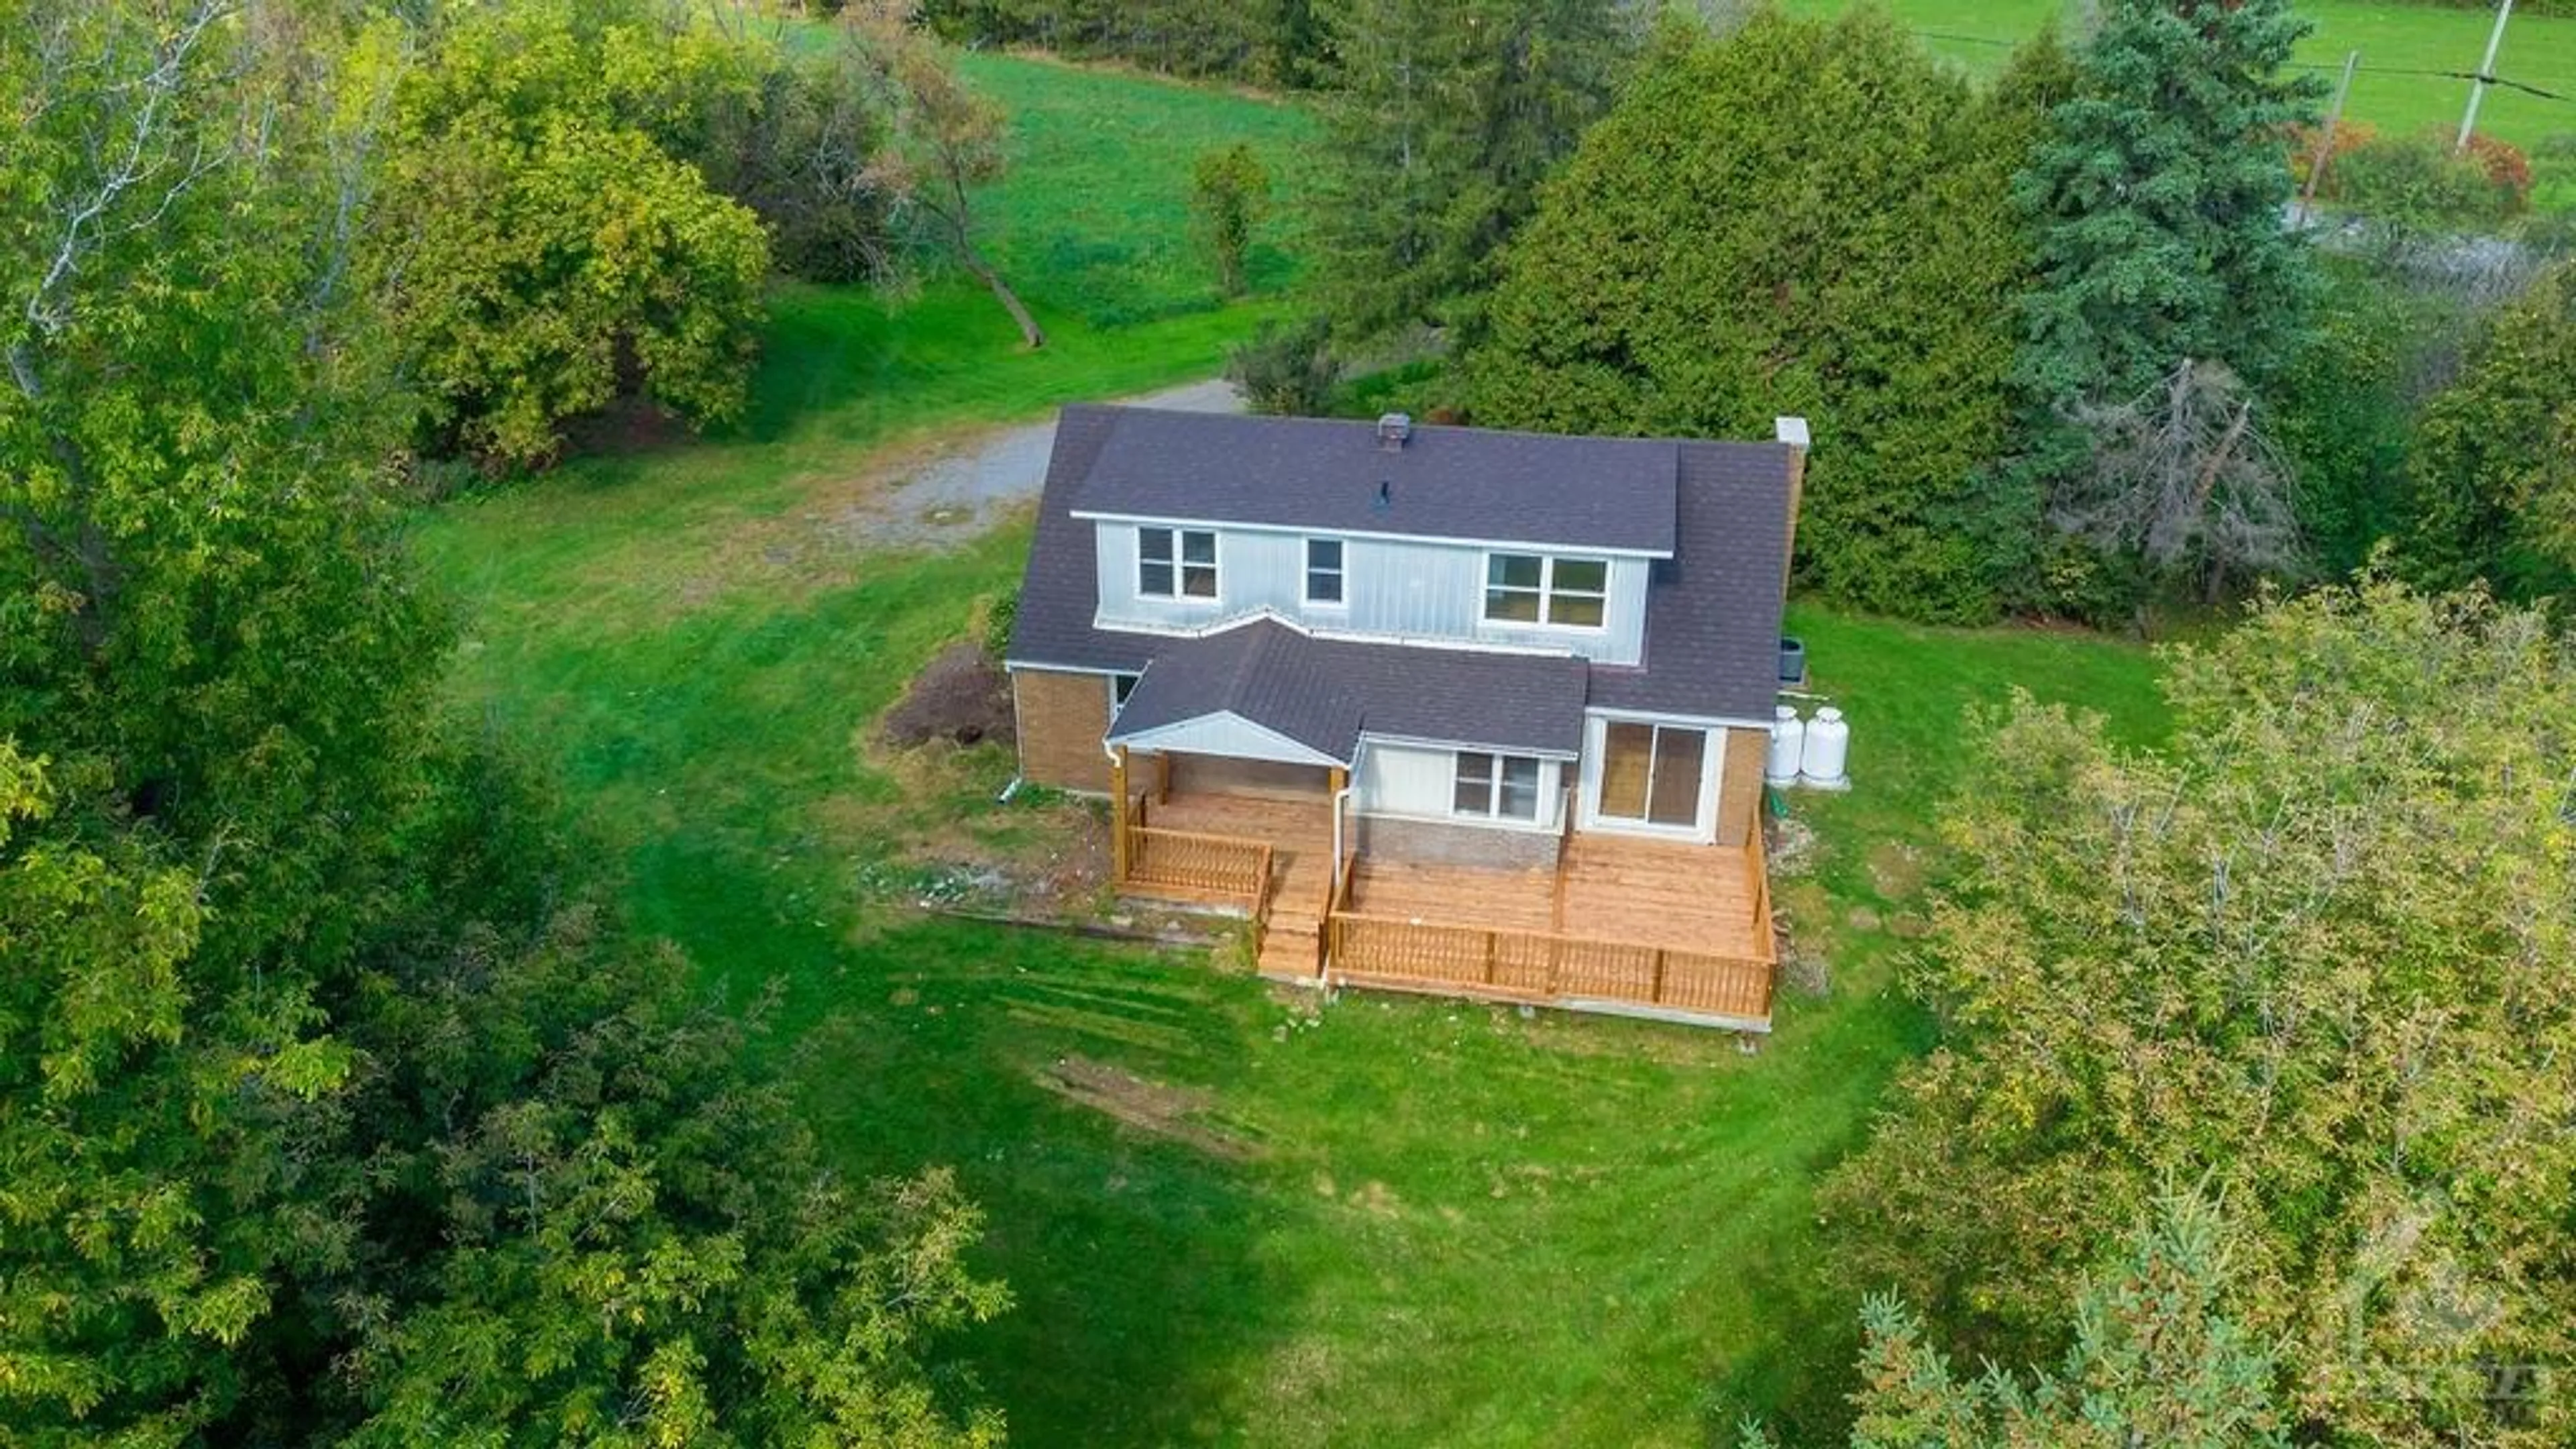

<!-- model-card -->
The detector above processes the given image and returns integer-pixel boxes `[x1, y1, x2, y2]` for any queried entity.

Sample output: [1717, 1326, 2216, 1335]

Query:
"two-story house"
[1006, 405, 1803, 1030]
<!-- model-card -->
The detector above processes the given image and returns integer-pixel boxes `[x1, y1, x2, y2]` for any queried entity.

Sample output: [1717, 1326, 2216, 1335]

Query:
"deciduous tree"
[3, 9, 1009, 1446]
[1192, 142, 1271, 297]
[381, 1, 771, 469]
[1823, 582, 2576, 1446]
[841, 0, 1046, 349]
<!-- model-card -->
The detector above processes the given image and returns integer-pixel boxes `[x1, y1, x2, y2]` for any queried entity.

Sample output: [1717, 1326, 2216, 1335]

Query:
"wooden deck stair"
[1254, 847, 1330, 980]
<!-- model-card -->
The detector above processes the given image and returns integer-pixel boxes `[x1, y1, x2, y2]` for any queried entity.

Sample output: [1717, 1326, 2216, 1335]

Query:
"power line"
[1888, 26, 2573, 107]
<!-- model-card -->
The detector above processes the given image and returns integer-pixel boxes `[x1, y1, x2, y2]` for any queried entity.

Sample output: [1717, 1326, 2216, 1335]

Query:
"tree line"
[1252, 0, 2575, 627]
[2, 3, 1010, 1443]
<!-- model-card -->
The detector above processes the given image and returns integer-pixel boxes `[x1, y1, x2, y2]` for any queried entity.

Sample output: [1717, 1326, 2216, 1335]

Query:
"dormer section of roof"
[1066, 409, 1680, 557]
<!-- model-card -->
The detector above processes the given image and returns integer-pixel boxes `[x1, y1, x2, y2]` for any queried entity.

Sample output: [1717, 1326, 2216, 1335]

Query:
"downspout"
[1103, 737, 1128, 883]
[1330, 757, 1357, 918]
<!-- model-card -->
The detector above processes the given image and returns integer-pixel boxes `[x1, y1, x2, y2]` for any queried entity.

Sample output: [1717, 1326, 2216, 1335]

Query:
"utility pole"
[2297, 50, 2362, 227]
[2456, 0, 2515, 152]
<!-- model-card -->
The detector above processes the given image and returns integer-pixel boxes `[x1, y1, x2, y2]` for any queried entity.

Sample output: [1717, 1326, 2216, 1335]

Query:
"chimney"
[1375, 412, 1412, 451]
[1774, 417, 1810, 603]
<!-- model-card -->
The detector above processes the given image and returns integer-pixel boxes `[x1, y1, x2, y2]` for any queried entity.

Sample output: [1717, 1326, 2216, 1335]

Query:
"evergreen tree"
[1311, 0, 1642, 341]
[1465, 11, 2045, 622]
[2014, 0, 2323, 439]
[1844, 1189, 2288, 1449]
[2399, 259, 2576, 601]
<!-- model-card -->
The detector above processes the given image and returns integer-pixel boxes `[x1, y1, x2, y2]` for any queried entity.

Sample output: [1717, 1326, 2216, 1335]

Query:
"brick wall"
[1356, 814, 1562, 871]
[1012, 668, 1112, 793]
[1716, 725, 1766, 846]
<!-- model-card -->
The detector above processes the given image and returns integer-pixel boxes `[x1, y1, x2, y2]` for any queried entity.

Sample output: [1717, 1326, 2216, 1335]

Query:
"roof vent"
[1372, 480, 1393, 512]
[1375, 412, 1412, 450]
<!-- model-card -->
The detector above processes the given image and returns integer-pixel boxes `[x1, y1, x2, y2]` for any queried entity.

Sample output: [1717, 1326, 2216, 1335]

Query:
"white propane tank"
[1766, 704, 1805, 786]
[1800, 706, 1850, 790]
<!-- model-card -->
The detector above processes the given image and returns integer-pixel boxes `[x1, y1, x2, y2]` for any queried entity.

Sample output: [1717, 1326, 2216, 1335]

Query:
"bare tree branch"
[19, 0, 239, 343]
[2054, 359, 2306, 602]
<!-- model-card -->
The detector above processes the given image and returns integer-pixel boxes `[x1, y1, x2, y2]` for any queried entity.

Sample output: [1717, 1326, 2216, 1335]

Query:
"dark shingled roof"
[1007, 405, 1795, 737]
[1070, 408, 1680, 555]
[1104, 619, 1590, 763]
[1585, 440, 1796, 720]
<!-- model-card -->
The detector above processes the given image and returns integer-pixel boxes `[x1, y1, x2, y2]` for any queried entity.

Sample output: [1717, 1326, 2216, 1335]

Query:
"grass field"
[1783, 0, 2576, 150]
[412, 47, 2177, 1448]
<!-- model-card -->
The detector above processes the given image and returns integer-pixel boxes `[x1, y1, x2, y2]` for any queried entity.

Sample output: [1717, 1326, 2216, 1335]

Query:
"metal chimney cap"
[1774, 416, 1811, 449]
[1375, 412, 1413, 448]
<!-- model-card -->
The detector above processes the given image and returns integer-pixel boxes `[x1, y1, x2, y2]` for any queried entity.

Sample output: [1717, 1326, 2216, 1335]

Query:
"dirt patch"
[561, 396, 691, 458]
[1865, 840, 1928, 901]
[1766, 816, 1819, 880]
[1034, 1055, 1263, 1161]
[880, 641, 1015, 748]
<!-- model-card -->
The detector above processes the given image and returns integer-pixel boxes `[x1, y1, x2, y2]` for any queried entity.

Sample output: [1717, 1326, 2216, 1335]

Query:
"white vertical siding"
[1356, 741, 1564, 831]
[1093, 520, 1648, 664]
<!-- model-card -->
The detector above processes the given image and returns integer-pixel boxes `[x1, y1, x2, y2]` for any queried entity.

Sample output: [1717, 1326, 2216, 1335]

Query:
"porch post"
[1327, 765, 1350, 901]
[1156, 752, 1172, 804]
[1110, 745, 1132, 883]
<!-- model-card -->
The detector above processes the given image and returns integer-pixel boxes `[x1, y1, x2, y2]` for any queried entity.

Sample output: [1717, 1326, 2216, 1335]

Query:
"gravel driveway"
[841, 378, 1242, 551]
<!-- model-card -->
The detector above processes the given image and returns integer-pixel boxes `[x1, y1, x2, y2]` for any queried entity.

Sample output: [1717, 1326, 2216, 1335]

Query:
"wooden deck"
[1338, 831, 1773, 1027]
[1120, 790, 1336, 979]
[1348, 833, 1769, 962]
[1113, 785, 1777, 1030]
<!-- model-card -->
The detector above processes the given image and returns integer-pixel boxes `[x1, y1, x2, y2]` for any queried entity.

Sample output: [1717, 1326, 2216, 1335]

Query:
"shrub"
[1226, 317, 1340, 416]
[1190, 142, 1271, 297]
[2287, 117, 2377, 198]
[2332, 129, 2525, 231]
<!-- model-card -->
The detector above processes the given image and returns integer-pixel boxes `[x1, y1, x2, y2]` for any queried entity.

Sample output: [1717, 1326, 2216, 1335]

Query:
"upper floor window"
[1484, 553, 1607, 628]
[1304, 537, 1345, 604]
[1453, 751, 1543, 822]
[1139, 527, 1217, 600]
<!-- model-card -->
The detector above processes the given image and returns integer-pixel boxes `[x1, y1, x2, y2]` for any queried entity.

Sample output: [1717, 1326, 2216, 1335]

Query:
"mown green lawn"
[1782, 0, 2576, 150]
[411, 48, 2174, 1448]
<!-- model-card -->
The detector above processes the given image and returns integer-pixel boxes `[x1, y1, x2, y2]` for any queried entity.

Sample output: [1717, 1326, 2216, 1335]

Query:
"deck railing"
[1326, 914, 1774, 1022]
[1324, 830, 1779, 1024]
[1120, 795, 1275, 918]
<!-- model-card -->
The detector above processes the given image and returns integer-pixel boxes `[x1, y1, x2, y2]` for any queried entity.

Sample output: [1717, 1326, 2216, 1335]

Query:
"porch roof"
[1104, 619, 1588, 765]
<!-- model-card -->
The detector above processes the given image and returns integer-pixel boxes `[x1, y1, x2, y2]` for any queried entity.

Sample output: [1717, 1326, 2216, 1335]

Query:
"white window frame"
[1482, 552, 1609, 630]
[1451, 751, 1544, 822]
[1138, 526, 1220, 601]
[1303, 536, 1346, 607]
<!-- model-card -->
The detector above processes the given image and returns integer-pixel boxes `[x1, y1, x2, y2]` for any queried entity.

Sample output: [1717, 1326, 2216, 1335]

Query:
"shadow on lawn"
[647, 842, 1303, 1446]
[797, 918, 1306, 1444]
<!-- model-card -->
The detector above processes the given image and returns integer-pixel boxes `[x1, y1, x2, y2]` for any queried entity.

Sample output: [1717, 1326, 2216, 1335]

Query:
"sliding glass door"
[1592, 720, 1707, 831]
